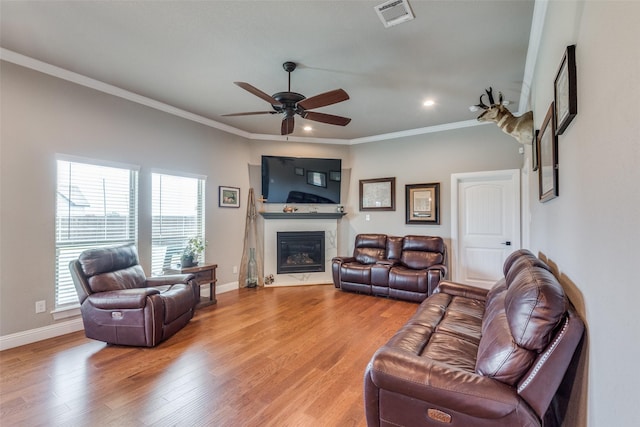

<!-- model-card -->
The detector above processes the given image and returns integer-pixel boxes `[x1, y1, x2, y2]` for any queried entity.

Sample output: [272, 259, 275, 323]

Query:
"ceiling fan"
[223, 61, 351, 135]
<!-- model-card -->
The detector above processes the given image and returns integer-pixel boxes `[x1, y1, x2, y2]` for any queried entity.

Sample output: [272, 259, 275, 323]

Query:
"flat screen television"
[261, 155, 342, 204]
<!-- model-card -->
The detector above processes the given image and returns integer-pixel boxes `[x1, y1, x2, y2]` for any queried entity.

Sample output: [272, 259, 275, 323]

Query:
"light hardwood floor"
[0, 285, 419, 426]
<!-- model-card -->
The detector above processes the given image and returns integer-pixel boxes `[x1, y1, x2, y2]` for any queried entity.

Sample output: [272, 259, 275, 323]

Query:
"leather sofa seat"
[69, 243, 199, 347]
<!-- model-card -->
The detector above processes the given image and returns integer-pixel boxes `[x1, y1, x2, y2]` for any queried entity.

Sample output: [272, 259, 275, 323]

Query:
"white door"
[451, 169, 520, 288]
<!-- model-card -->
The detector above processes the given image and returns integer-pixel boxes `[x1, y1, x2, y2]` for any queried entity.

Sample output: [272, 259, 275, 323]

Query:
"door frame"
[450, 169, 522, 282]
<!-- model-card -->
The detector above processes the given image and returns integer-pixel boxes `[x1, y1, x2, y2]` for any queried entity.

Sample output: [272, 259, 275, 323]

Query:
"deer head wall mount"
[476, 87, 534, 145]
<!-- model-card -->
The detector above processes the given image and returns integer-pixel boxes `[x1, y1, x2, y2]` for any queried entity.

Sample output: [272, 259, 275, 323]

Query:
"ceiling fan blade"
[221, 111, 275, 117]
[297, 89, 349, 111]
[234, 82, 282, 106]
[281, 116, 295, 135]
[303, 111, 351, 126]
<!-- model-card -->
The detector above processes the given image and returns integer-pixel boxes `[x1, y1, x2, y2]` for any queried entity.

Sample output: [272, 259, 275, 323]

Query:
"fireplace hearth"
[277, 231, 325, 274]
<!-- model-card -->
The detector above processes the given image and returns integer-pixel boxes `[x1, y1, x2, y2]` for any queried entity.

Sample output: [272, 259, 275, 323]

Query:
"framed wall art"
[359, 177, 395, 211]
[219, 186, 240, 208]
[532, 129, 539, 171]
[554, 44, 577, 135]
[405, 183, 440, 224]
[537, 103, 559, 202]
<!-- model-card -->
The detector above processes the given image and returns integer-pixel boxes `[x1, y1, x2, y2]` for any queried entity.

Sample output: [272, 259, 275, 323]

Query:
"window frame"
[150, 170, 206, 276]
[54, 154, 139, 310]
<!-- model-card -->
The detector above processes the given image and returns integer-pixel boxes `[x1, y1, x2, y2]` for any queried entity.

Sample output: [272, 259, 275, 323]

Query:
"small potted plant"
[181, 236, 206, 267]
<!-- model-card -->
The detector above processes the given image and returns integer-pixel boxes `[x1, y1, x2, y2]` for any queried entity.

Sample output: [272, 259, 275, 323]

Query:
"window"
[55, 157, 138, 308]
[151, 172, 205, 276]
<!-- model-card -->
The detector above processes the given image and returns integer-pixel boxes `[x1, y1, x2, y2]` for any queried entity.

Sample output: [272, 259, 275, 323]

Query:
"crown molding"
[2, 9, 542, 147]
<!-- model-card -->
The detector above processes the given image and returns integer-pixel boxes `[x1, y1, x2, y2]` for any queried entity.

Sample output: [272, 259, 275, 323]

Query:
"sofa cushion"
[87, 265, 147, 293]
[400, 235, 445, 269]
[386, 236, 404, 260]
[505, 267, 566, 351]
[79, 243, 139, 277]
[503, 249, 551, 286]
[353, 234, 387, 264]
[475, 266, 567, 385]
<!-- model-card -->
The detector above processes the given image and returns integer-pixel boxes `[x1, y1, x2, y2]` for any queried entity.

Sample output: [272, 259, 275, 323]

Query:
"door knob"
[501, 241, 512, 246]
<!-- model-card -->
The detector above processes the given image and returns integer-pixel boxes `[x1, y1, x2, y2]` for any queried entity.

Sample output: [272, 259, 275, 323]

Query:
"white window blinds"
[151, 173, 205, 276]
[55, 158, 138, 308]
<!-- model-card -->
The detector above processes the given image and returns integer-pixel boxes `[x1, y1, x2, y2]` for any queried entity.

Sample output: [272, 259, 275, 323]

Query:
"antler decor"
[475, 87, 534, 145]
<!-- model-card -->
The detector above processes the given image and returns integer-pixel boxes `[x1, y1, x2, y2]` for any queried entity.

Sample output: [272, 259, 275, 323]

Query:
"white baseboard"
[0, 318, 84, 351]
[217, 281, 239, 294]
[1, 281, 241, 351]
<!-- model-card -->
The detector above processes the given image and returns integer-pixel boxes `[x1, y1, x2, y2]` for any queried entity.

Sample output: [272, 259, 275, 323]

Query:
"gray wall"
[0, 61, 250, 334]
[526, 2, 640, 426]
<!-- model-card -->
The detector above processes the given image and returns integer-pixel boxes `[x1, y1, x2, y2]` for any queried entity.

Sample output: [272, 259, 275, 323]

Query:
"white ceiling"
[0, 0, 535, 142]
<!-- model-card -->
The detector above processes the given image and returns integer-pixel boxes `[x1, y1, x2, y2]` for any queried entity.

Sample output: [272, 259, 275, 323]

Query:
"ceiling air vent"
[374, 0, 415, 28]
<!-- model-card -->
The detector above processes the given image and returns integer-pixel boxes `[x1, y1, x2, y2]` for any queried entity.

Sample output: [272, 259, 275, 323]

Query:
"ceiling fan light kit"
[223, 61, 351, 136]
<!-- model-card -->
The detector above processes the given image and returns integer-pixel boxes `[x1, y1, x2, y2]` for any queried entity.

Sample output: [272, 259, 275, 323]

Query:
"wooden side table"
[166, 263, 217, 308]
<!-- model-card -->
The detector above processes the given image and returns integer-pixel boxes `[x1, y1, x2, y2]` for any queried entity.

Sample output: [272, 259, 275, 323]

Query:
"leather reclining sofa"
[69, 243, 199, 347]
[332, 234, 447, 302]
[364, 249, 585, 426]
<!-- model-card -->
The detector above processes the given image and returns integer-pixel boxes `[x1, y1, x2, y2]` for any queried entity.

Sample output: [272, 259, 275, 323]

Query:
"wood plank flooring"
[0, 285, 419, 426]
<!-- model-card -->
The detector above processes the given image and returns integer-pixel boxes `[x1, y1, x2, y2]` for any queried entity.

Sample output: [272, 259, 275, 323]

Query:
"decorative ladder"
[238, 188, 264, 287]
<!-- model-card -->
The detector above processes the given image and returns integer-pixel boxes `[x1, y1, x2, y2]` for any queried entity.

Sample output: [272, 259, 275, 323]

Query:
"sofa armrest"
[425, 264, 447, 295]
[367, 347, 522, 419]
[434, 280, 489, 301]
[86, 288, 161, 310]
[146, 274, 195, 287]
[332, 256, 355, 264]
[332, 256, 355, 288]
[376, 259, 399, 266]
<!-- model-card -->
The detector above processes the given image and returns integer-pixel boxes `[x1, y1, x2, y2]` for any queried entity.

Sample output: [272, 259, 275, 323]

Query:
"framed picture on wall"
[405, 183, 440, 224]
[554, 44, 577, 135]
[359, 177, 395, 211]
[537, 103, 559, 202]
[219, 186, 240, 208]
[532, 129, 540, 171]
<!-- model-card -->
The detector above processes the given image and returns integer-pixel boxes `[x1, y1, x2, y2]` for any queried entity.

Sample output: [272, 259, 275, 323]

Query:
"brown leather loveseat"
[332, 234, 447, 302]
[364, 249, 585, 426]
[69, 243, 199, 347]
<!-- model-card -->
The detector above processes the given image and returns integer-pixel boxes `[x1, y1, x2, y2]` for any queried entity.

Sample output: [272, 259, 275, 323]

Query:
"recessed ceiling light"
[423, 99, 435, 107]
[303, 125, 312, 131]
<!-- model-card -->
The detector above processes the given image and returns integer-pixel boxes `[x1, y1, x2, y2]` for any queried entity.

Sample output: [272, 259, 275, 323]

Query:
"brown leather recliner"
[69, 243, 199, 347]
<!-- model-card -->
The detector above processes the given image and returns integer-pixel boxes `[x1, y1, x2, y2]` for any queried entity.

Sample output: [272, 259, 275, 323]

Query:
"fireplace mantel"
[259, 212, 346, 220]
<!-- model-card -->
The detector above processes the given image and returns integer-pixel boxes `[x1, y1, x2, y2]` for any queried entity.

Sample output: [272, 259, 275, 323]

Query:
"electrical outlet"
[35, 300, 46, 314]
[366, 214, 371, 221]
[232, 265, 238, 274]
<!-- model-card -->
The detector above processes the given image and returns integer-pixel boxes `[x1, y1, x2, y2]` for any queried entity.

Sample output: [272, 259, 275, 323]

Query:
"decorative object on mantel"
[475, 87, 534, 145]
[554, 44, 577, 135]
[238, 188, 264, 287]
[181, 236, 206, 267]
[283, 205, 298, 213]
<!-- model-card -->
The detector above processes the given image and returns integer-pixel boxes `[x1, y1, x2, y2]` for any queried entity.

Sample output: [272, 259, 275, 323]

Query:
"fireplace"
[277, 231, 325, 274]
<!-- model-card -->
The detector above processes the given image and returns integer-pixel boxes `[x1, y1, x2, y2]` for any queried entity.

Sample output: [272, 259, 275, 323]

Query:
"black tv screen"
[261, 156, 342, 204]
